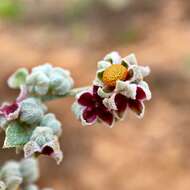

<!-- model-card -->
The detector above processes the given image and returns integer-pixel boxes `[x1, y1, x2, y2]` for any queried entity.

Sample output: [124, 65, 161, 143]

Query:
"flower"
[0, 86, 28, 122]
[24, 127, 63, 164]
[73, 52, 151, 127]
[95, 52, 151, 119]
[0, 102, 20, 121]
[72, 86, 114, 127]
[26, 64, 74, 97]
[103, 81, 151, 119]
[94, 51, 151, 97]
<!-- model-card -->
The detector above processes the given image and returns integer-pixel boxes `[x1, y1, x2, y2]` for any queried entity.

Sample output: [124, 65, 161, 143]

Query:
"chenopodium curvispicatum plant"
[0, 158, 53, 190]
[0, 52, 151, 172]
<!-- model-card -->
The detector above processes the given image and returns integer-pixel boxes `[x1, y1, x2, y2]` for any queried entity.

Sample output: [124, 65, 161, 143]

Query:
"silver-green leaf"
[8, 68, 29, 89]
[3, 122, 34, 148]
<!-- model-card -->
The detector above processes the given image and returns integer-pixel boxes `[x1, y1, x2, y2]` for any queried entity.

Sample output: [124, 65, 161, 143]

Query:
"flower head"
[102, 64, 128, 87]
[95, 52, 151, 116]
[0, 86, 28, 123]
[73, 52, 151, 127]
[24, 127, 63, 164]
[94, 51, 150, 93]
[72, 86, 114, 127]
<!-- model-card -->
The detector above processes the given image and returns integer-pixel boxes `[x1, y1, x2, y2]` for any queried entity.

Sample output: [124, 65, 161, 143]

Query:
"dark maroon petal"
[136, 87, 146, 100]
[1, 102, 19, 115]
[93, 86, 99, 96]
[128, 99, 143, 116]
[78, 92, 94, 107]
[42, 146, 54, 155]
[115, 94, 128, 113]
[82, 107, 97, 124]
[93, 86, 105, 104]
[93, 86, 104, 103]
[97, 106, 114, 126]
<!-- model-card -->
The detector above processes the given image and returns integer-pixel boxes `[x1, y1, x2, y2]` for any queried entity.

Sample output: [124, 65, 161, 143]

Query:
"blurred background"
[0, 0, 190, 189]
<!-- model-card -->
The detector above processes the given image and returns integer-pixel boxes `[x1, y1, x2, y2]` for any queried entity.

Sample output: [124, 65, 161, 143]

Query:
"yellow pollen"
[102, 64, 128, 87]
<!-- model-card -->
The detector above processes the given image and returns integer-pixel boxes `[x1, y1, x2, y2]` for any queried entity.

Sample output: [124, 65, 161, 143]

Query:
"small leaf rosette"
[72, 52, 151, 127]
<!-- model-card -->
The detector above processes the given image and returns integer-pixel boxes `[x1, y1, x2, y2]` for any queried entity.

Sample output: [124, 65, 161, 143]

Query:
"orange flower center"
[102, 64, 128, 87]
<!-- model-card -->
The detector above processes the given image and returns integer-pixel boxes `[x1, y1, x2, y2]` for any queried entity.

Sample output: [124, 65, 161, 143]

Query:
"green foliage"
[0, 0, 22, 19]
[8, 68, 29, 89]
[3, 122, 34, 148]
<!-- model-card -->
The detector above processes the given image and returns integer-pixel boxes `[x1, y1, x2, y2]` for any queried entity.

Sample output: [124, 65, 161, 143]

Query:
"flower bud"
[49, 68, 74, 96]
[30, 127, 54, 146]
[24, 184, 39, 190]
[26, 72, 50, 96]
[32, 64, 53, 75]
[24, 127, 63, 164]
[20, 98, 44, 125]
[0, 161, 22, 190]
[20, 158, 39, 184]
[40, 113, 62, 136]
[0, 181, 6, 190]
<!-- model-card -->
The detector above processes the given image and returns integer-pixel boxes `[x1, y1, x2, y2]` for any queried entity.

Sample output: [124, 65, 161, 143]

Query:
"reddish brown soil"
[0, 0, 190, 189]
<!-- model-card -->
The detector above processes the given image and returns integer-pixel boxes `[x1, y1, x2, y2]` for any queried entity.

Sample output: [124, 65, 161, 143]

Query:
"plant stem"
[42, 86, 91, 101]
